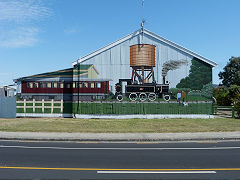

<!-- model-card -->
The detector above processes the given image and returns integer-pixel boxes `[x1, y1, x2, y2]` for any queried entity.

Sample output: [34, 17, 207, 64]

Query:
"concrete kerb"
[0, 131, 240, 142]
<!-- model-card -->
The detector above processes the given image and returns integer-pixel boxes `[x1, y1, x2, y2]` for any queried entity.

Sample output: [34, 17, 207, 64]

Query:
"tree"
[214, 87, 232, 106]
[176, 57, 212, 90]
[219, 57, 240, 87]
[228, 85, 240, 118]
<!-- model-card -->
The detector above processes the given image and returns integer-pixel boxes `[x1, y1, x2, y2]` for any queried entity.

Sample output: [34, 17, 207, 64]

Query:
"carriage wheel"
[139, 93, 147, 101]
[116, 94, 123, 102]
[148, 93, 156, 101]
[129, 93, 138, 101]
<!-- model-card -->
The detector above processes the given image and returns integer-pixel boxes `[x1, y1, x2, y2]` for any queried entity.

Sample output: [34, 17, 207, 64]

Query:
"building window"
[96, 82, 101, 88]
[52, 82, 58, 88]
[47, 82, 51, 88]
[90, 82, 95, 88]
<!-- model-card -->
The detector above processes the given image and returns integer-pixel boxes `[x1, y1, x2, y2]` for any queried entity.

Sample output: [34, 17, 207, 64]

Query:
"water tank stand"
[131, 66, 155, 84]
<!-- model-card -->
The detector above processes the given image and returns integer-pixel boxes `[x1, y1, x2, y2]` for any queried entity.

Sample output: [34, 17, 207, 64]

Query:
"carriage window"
[90, 82, 95, 88]
[52, 82, 58, 88]
[83, 82, 88, 88]
[78, 82, 84, 88]
[73, 82, 76, 88]
[33, 82, 39, 88]
[27, 82, 33, 88]
[96, 82, 101, 88]
[58, 83, 64, 88]
[40, 82, 47, 88]
[47, 82, 51, 88]
[65, 83, 71, 88]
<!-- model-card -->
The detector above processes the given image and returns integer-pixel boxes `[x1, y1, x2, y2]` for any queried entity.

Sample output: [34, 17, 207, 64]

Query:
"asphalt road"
[0, 140, 240, 179]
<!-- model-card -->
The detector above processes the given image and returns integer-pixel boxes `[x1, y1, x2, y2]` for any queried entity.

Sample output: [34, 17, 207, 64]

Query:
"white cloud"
[0, 0, 51, 23]
[64, 28, 77, 35]
[0, 0, 52, 48]
[0, 27, 39, 48]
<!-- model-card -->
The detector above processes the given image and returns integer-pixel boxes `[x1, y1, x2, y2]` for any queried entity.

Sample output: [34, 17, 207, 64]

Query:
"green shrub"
[201, 82, 213, 99]
[188, 90, 202, 96]
[234, 101, 240, 118]
[169, 88, 191, 96]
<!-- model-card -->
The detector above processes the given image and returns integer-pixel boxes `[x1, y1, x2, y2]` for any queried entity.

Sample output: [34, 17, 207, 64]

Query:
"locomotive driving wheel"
[163, 94, 171, 102]
[129, 93, 138, 101]
[148, 93, 156, 101]
[139, 93, 147, 101]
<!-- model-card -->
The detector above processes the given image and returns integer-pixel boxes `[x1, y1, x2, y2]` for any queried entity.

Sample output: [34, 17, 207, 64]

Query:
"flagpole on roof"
[141, 0, 145, 44]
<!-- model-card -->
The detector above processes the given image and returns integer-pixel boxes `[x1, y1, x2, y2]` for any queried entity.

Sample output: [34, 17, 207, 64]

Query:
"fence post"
[51, 99, 54, 114]
[42, 99, 44, 113]
[213, 105, 217, 115]
[33, 99, 35, 113]
[232, 106, 235, 118]
[24, 99, 26, 113]
[60, 99, 63, 113]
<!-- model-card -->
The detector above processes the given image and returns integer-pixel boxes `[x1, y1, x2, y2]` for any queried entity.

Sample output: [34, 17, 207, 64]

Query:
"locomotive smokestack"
[162, 76, 166, 84]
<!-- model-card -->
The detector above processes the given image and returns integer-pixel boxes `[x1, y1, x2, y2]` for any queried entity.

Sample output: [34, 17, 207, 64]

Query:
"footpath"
[0, 131, 240, 141]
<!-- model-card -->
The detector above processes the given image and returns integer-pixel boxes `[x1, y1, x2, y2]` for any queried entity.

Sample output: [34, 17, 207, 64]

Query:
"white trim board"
[16, 113, 73, 118]
[72, 29, 217, 67]
[74, 114, 214, 119]
[16, 113, 214, 119]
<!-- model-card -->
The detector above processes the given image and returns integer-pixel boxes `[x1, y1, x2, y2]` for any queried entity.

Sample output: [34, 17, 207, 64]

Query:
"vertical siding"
[80, 33, 193, 92]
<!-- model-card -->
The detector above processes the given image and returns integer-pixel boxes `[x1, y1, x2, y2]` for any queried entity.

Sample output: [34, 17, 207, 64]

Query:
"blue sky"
[0, 0, 239, 86]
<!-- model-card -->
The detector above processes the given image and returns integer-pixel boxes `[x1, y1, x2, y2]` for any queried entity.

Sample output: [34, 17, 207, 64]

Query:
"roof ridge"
[72, 29, 217, 67]
[72, 29, 141, 65]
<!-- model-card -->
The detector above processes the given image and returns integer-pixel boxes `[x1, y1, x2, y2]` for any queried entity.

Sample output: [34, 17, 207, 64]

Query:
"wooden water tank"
[130, 44, 155, 67]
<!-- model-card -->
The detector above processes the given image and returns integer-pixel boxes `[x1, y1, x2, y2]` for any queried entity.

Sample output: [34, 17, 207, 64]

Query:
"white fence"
[17, 99, 63, 113]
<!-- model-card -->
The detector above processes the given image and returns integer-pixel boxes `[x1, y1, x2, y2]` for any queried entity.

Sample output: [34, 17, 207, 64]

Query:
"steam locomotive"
[115, 79, 170, 102]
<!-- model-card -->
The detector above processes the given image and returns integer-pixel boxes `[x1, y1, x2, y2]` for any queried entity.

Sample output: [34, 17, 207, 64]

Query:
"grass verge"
[0, 117, 239, 133]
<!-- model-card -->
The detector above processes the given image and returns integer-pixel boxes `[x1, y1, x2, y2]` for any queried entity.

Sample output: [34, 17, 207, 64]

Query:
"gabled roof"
[73, 64, 99, 76]
[15, 64, 100, 82]
[72, 29, 217, 67]
[15, 68, 73, 81]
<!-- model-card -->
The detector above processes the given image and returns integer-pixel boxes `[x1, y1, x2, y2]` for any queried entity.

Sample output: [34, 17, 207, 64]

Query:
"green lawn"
[0, 117, 239, 133]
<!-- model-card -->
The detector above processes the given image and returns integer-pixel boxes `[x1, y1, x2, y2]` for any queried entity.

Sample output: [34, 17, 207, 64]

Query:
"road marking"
[1, 145, 240, 150]
[197, 142, 218, 144]
[136, 142, 159, 144]
[97, 170, 216, 174]
[0, 166, 239, 171]
[19, 140, 41, 143]
[75, 141, 99, 144]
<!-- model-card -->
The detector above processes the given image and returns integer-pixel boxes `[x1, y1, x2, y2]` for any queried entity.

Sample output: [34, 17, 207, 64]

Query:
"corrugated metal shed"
[72, 29, 217, 91]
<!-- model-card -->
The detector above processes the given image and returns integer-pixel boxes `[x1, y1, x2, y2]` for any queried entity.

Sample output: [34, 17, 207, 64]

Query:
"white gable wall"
[79, 33, 193, 92]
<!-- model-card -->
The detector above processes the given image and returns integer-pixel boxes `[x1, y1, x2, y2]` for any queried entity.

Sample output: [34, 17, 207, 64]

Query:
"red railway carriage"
[15, 66, 110, 101]
[21, 80, 109, 94]
[20, 80, 109, 101]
